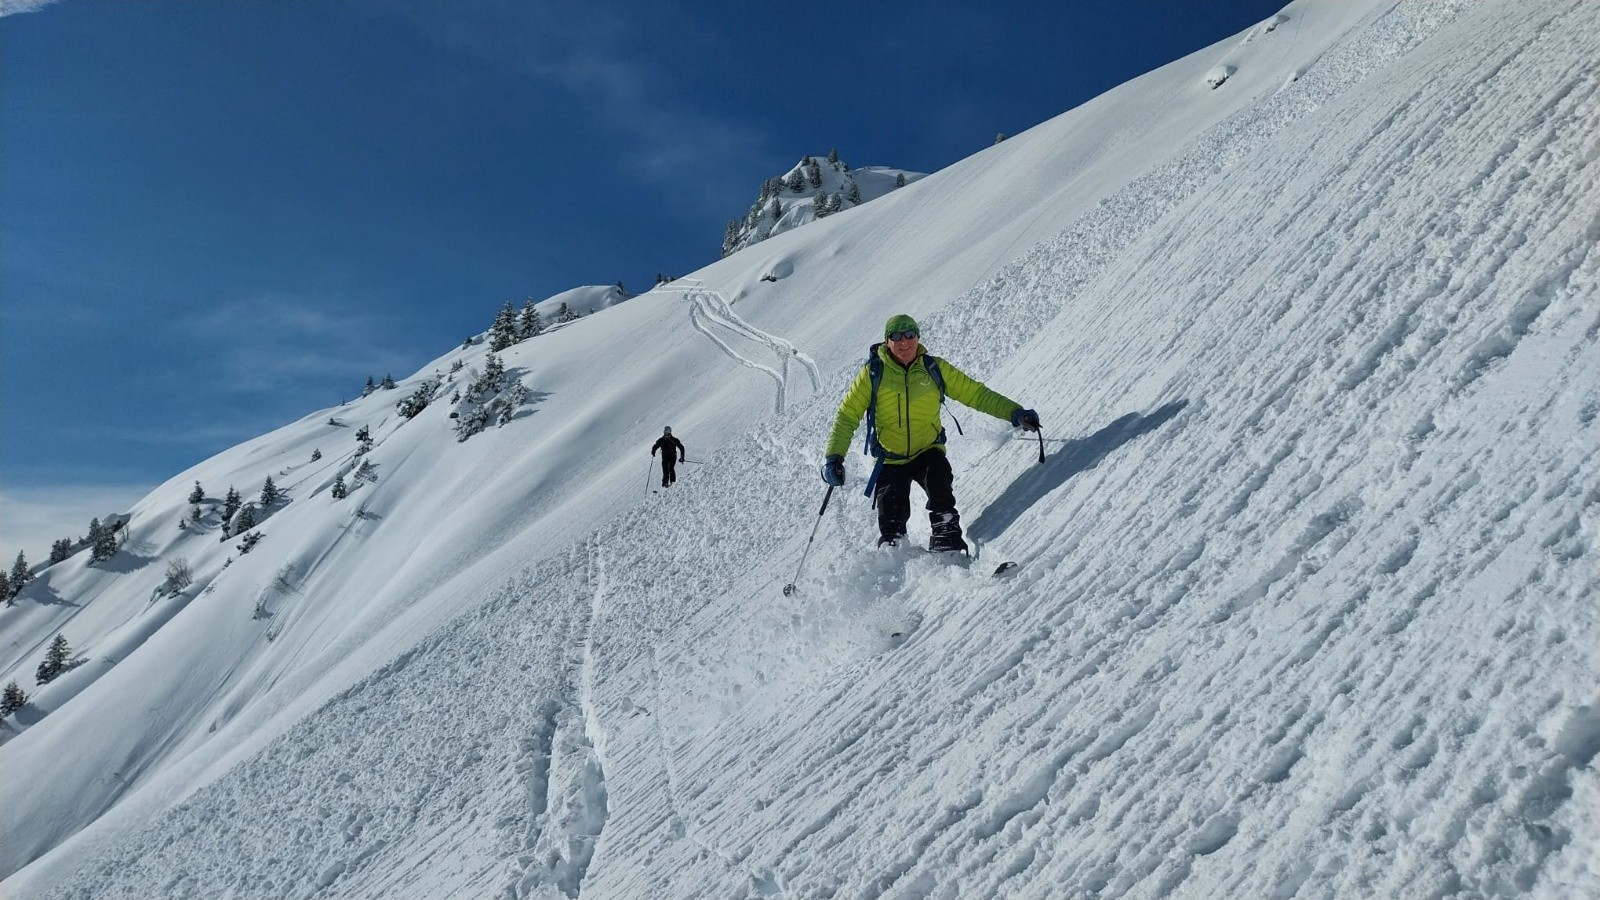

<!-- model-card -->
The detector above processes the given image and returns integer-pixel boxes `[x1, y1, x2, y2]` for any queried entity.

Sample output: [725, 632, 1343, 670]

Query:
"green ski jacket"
[826, 343, 1021, 464]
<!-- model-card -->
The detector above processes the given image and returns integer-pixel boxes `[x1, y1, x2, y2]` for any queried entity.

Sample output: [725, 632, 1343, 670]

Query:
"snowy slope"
[5, 1, 1598, 897]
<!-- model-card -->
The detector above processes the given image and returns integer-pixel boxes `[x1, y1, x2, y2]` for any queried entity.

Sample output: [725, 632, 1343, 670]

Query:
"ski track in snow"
[16, 2, 1600, 898]
[674, 281, 822, 415]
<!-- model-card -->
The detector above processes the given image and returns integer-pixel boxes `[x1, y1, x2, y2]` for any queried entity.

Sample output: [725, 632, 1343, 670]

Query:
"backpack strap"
[862, 344, 886, 461]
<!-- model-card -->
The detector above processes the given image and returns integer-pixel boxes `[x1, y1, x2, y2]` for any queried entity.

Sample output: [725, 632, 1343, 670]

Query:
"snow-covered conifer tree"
[233, 503, 257, 533]
[518, 299, 544, 339]
[188, 481, 205, 504]
[259, 476, 282, 508]
[36, 634, 70, 685]
[10, 551, 31, 595]
[89, 518, 117, 563]
[331, 474, 348, 500]
[49, 539, 71, 565]
[489, 301, 519, 351]
[0, 681, 27, 718]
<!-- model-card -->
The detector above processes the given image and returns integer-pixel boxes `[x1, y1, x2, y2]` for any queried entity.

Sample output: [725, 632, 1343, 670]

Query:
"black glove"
[821, 455, 846, 486]
[1011, 408, 1041, 432]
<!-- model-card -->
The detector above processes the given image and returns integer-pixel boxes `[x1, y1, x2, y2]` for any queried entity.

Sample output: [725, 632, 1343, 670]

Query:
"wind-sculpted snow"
[14, 1, 1600, 897]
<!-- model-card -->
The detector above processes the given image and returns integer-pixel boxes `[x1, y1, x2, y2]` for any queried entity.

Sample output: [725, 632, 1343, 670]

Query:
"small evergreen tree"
[362, 376, 376, 396]
[190, 506, 203, 525]
[49, 539, 72, 565]
[455, 404, 492, 442]
[994, 132, 1008, 144]
[237, 532, 262, 555]
[785, 169, 806, 193]
[468, 353, 506, 400]
[1, 681, 27, 718]
[497, 381, 528, 426]
[188, 481, 206, 504]
[259, 476, 282, 508]
[354, 459, 377, 484]
[233, 503, 257, 533]
[36, 634, 70, 685]
[557, 302, 580, 323]
[845, 177, 862, 206]
[89, 518, 118, 563]
[10, 551, 31, 598]
[1, 579, 12, 607]
[518, 299, 544, 339]
[331, 474, 348, 499]
[807, 160, 823, 188]
[397, 377, 439, 419]
[450, 359, 465, 373]
[223, 487, 242, 522]
[311, 448, 322, 462]
[380, 373, 397, 390]
[827, 147, 840, 168]
[896, 172, 907, 188]
[355, 425, 370, 444]
[489, 300, 519, 351]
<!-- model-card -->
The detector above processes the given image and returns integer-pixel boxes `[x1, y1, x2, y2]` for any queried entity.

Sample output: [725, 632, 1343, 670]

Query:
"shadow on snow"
[968, 400, 1189, 543]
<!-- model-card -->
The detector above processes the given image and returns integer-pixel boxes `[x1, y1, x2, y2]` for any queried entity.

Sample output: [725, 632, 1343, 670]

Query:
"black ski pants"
[874, 449, 958, 540]
[661, 457, 678, 487]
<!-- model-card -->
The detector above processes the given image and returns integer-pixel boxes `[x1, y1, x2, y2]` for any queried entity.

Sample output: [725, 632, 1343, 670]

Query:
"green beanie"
[883, 314, 919, 338]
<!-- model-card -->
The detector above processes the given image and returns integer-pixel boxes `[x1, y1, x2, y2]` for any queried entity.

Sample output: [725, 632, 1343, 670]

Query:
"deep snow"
[3, 1, 1596, 897]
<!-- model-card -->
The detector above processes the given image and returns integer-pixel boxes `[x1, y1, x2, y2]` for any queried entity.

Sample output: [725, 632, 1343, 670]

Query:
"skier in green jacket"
[823, 314, 1040, 552]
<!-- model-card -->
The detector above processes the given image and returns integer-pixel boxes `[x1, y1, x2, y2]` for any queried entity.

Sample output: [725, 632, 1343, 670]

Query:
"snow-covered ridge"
[721, 151, 925, 258]
[5, 1, 1597, 897]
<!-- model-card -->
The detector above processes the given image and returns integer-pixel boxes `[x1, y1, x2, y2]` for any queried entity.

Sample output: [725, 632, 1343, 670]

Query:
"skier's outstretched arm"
[939, 361, 1037, 429]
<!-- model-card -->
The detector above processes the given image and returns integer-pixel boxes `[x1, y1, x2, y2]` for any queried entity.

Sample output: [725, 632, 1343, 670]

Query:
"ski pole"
[782, 485, 834, 597]
[645, 457, 655, 495]
[1036, 429, 1045, 464]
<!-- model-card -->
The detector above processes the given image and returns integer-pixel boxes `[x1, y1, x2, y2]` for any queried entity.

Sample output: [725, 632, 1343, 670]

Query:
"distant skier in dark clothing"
[652, 427, 687, 487]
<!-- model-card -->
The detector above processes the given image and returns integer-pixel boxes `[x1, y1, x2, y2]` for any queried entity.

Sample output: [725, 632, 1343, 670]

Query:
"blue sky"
[0, 0, 1288, 559]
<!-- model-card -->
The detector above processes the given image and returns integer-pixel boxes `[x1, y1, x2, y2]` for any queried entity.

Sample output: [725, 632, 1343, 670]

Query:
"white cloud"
[0, 482, 153, 563]
[0, 0, 64, 16]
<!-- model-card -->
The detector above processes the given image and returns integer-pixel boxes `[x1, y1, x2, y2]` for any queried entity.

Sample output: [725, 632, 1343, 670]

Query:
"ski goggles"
[886, 329, 920, 341]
